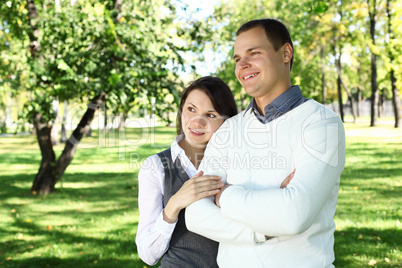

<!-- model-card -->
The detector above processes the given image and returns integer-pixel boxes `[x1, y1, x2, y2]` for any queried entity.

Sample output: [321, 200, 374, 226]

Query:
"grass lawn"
[0, 121, 401, 267]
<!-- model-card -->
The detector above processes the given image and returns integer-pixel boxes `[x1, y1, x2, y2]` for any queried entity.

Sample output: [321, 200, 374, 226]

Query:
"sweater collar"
[244, 85, 304, 122]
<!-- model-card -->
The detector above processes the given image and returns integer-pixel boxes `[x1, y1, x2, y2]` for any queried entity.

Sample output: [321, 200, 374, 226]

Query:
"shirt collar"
[243, 85, 303, 117]
[267, 85, 303, 114]
[170, 134, 185, 161]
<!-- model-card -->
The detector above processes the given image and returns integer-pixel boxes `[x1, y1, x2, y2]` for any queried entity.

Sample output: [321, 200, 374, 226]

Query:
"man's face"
[234, 26, 287, 103]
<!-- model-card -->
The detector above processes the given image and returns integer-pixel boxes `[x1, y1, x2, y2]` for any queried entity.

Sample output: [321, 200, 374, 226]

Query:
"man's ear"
[282, 43, 293, 64]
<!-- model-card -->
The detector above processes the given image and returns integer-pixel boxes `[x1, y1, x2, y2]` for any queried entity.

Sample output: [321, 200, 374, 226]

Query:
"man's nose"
[238, 57, 251, 69]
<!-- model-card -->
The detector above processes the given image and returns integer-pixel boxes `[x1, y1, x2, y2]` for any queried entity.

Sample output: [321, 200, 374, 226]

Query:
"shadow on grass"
[334, 227, 401, 267]
[0, 170, 147, 268]
[0, 172, 139, 201]
[1, 258, 146, 268]
[0, 217, 142, 268]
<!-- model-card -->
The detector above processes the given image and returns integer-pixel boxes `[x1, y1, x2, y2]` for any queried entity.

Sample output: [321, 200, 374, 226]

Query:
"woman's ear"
[282, 43, 293, 64]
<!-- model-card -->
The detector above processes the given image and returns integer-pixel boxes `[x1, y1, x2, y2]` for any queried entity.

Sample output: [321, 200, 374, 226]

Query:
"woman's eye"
[187, 107, 195, 112]
[207, 114, 216, 118]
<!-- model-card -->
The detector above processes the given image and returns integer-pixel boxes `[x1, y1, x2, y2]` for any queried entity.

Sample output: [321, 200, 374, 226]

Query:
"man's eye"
[251, 52, 259, 56]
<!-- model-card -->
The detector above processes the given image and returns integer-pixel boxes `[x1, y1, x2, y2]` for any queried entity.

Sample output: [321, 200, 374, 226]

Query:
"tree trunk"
[335, 48, 356, 123]
[390, 69, 401, 128]
[337, 76, 344, 122]
[378, 89, 384, 118]
[339, 76, 357, 123]
[51, 99, 60, 145]
[31, 94, 105, 194]
[60, 100, 68, 143]
[321, 47, 327, 105]
[357, 87, 362, 117]
[118, 113, 126, 130]
[31, 114, 56, 194]
[104, 102, 108, 132]
[27, 0, 40, 58]
[333, 44, 344, 122]
[386, 0, 401, 128]
[357, 64, 362, 117]
[368, 0, 379, 126]
[26, 0, 56, 195]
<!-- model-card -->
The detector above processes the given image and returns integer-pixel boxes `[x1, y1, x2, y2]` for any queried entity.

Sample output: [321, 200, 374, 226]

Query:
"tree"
[386, 0, 401, 128]
[367, 0, 380, 126]
[1, 0, 193, 194]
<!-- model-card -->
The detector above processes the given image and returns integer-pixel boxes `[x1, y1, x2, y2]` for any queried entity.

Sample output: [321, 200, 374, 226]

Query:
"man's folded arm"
[185, 196, 267, 244]
[218, 114, 346, 236]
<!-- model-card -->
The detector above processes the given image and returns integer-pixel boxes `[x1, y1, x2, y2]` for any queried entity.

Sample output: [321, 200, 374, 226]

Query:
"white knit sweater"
[186, 100, 346, 268]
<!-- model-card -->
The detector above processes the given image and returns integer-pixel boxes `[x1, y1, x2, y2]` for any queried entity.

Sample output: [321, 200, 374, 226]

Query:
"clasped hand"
[163, 171, 224, 223]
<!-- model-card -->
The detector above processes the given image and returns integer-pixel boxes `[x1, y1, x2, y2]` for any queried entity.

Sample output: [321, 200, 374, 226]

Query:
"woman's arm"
[136, 155, 225, 265]
[135, 155, 175, 266]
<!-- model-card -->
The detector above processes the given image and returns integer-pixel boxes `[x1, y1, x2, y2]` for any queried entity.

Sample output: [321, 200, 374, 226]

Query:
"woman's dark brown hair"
[176, 76, 238, 135]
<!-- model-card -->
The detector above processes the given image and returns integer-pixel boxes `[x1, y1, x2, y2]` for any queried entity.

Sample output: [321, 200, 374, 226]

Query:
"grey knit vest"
[157, 148, 219, 268]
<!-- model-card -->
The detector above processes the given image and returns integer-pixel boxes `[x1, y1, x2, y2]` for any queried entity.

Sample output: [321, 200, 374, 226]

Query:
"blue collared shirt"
[244, 85, 309, 124]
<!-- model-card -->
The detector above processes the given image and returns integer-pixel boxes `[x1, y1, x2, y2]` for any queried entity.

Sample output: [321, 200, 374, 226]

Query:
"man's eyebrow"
[233, 47, 261, 60]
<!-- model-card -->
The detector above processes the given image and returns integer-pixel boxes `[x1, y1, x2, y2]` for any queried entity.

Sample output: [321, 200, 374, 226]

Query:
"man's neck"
[254, 85, 291, 115]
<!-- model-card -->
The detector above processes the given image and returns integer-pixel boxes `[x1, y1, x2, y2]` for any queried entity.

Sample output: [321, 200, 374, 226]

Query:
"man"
[185, 18, 346, 267]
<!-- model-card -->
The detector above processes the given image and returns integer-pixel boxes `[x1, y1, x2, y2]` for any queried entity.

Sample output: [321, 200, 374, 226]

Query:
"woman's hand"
[280, 169, 296, 189]
[163, 171, 224, 223]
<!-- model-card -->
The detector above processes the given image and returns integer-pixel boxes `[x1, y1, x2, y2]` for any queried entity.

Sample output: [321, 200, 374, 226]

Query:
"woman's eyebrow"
[189, 103, 217, 113]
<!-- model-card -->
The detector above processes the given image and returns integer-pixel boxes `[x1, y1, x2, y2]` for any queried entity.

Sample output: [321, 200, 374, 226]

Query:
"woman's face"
[181, 89, 225, 148]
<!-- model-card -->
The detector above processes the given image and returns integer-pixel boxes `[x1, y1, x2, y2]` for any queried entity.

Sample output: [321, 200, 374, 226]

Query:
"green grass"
[334, 122, 402, 267]
[0, 122, 401, 267]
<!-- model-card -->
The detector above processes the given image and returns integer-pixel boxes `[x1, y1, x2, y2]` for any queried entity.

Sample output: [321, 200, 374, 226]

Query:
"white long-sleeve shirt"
[135, 135, 198, 265]
[186, 100, 346, 268]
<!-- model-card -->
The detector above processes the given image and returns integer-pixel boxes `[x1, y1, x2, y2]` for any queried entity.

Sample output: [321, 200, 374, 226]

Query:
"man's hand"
[214, 184, 231, 208]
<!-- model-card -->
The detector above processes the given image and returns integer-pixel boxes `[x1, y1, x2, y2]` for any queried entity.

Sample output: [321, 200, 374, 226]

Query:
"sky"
[179, 0, 219, 20]
[176, 0, 223, 77]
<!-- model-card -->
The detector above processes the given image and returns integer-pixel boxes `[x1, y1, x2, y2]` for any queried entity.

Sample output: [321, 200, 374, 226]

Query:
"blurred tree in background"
[205, 0, 401, 125]
[0, 0, 202, 194]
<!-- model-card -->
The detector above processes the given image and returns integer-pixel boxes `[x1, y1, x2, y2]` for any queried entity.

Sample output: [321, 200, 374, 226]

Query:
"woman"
[136, 76, 238, 267]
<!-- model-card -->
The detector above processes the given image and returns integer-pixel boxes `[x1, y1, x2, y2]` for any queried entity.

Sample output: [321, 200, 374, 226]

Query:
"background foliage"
[1, 0, 401, 128]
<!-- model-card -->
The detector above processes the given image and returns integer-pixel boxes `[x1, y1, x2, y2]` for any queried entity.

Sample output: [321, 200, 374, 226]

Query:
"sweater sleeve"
[185, 121, 267, 245]
[135, 155, 177, 265]
[219, 108, 346, 236]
